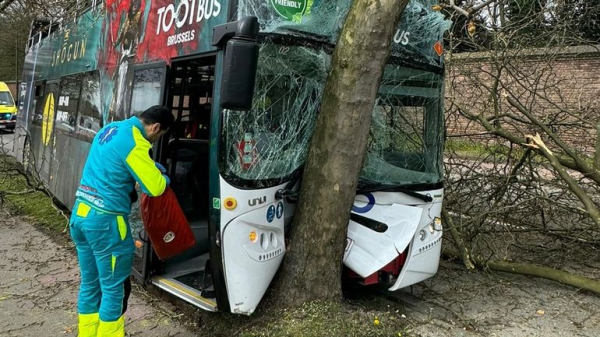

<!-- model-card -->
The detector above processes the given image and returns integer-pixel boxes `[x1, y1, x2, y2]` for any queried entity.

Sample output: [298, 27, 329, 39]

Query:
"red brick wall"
[445, 46, 600, 155]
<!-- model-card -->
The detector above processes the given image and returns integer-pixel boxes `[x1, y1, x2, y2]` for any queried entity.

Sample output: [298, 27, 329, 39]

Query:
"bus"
[15, 0, 450, 315]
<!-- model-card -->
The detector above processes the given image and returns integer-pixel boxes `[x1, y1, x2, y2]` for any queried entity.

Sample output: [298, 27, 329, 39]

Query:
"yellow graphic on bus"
[42, 94, 55, 146]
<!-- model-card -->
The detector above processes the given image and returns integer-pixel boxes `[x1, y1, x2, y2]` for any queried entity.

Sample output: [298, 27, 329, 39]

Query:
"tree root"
[444, 249, 600, 295]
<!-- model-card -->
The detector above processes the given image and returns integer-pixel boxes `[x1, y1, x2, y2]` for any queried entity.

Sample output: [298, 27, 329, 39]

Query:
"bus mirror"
[213, 16, 260, 111]
[221, 38, 259, 111]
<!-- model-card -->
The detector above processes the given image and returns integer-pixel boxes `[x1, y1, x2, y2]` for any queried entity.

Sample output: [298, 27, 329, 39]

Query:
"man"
[70, 105, 174, 337]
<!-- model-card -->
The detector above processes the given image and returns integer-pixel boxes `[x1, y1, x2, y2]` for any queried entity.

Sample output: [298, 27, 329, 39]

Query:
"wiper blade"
[357, 184, 433, 202]
[350, 213, 388, 233]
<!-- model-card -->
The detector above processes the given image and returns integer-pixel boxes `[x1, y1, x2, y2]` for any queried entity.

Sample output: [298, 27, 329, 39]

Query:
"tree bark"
[272, 0, 409, 308]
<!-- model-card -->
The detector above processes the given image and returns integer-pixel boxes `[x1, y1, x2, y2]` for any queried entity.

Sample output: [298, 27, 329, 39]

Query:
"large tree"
[0, 0, 82, 80]
[272, 0, 410, 307]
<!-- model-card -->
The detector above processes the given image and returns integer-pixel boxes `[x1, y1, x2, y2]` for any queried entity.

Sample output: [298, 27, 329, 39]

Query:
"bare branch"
[525, 133, 600, 230]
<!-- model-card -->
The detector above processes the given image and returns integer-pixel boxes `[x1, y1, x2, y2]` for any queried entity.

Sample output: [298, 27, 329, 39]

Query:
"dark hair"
[139, 105, 174, 130]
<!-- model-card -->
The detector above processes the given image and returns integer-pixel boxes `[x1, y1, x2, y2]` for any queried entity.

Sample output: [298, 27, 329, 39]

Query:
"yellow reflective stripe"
[78, 313, 99, 337]
[78, 200, 124, 216]
[117, 216, 127, 241]
[97, 316, 125, 337]
[112, 255, 116, 274]
[125, 128, 166, 197]
[76, 202, 92, 218]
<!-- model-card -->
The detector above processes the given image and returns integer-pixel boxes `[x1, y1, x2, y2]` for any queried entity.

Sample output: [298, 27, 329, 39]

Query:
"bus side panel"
[28, 125, 45, 179]
[50, 134, 90, 209]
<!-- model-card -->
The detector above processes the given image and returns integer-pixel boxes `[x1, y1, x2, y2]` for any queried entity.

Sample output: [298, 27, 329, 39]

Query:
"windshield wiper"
[357, 184, 433, 202]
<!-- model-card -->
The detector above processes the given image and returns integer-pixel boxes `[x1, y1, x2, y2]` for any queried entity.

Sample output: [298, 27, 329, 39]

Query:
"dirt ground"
[392, 260, 600, 336]
[0, 214, 198, 337]
[1, 212, 599, 337]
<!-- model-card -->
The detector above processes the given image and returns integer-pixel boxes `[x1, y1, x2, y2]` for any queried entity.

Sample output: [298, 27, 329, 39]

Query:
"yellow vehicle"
[0, 82, 17, 132]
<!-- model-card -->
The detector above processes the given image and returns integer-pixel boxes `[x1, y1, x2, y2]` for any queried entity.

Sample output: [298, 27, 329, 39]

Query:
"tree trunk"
[272, 0, 409, 308]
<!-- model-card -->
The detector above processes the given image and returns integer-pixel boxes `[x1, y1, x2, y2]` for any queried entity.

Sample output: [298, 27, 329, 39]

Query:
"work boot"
[78, 313, 99, 337]
[97, 316, 125, 337]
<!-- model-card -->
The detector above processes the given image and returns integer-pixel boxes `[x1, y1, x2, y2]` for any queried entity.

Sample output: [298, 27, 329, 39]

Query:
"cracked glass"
[360, 65, 444, 187]
[222, 42, 329, 187]
[224, 1, 449, 188]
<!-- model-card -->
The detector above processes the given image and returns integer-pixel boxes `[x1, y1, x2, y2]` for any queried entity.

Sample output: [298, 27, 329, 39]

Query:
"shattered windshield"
[223, 0, 449, 189]
[221, 42, 329, 188]
[237, 0, 450, 68]
[359, 65, 444, 187]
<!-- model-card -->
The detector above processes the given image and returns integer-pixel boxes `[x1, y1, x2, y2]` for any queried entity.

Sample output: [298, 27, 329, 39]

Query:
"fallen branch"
[525, 133, 600, 230]
[444, 249, 600, 295]
[442, 207, 475, 270]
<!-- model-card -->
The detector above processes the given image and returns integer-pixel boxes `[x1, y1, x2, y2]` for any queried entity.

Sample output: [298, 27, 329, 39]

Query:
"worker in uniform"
[70, 105, 174, 337]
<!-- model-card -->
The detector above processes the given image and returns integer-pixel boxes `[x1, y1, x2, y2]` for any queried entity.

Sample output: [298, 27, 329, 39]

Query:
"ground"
[390, 261, 600, 336]
[1, 130, 599, 336]
[0, 215, 198, 337]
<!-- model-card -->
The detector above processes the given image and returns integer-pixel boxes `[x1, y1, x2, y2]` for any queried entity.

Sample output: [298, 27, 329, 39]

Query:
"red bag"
[140, 187, 196, 260]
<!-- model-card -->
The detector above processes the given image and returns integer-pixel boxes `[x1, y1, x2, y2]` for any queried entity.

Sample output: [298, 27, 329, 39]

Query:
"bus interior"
[149, 55, 217, 308]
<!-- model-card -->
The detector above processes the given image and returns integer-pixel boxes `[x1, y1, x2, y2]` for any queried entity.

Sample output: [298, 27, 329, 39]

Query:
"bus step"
[152, 276, 217, 312]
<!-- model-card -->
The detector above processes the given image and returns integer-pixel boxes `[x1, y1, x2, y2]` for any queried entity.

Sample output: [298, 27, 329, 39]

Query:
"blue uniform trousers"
[70, 201, 135, 337]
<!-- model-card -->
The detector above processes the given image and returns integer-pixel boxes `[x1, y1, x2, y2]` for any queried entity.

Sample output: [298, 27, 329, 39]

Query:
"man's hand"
[163, 175, 170, 187]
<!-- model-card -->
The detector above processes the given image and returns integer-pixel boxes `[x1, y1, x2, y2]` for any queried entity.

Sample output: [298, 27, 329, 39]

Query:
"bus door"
[147, 55, 218, 312]
[127, 62, 169, 282]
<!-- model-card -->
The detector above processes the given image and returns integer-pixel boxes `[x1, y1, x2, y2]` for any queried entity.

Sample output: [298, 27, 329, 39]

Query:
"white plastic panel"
[220, 179, 287, 315]
[344, 203, 422, 278]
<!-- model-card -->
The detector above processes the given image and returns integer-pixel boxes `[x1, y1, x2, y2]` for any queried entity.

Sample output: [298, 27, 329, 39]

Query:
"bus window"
[31, 83, 46, 126]
[130, 67, 165, 117]
[56, 76, 82, 134]
[77, 72, 103, 142]
[360, 64, 444, 186]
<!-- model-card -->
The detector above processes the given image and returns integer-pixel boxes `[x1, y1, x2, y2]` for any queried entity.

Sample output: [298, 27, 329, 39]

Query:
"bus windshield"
[359, 65, 444, 187]
[221, 43, 328, 188]
[221, 45, 444, 190]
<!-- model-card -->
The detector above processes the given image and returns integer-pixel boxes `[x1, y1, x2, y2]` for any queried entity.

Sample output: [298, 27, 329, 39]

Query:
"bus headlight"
[419, 229, 426, 241]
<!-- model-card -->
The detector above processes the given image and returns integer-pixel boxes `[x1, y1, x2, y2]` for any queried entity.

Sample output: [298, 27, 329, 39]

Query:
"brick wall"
[445, 45, 600, 155]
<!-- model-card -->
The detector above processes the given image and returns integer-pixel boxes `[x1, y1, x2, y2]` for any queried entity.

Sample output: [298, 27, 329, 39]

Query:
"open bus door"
[128, 61, 169, 282]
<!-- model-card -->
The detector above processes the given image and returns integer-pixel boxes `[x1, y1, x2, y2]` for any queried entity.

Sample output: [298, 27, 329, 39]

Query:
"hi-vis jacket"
[75, 116, 167, 214]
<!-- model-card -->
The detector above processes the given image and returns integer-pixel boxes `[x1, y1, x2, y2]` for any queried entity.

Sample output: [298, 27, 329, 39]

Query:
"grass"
[190, 299, 412, 337]
[446, 139, 515, 158]
[0, 155, 68, 231]
[237, 300, 411, 337]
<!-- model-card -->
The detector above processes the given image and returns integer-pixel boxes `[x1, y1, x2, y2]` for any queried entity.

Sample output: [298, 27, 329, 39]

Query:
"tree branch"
[506, 96, 590, 170]
[0, 0, 16, 14]
[442, 207, 475, 270]
[525, 133, 600, 230]
[445, 249, 600, 295]
[594, 123, 600, 170]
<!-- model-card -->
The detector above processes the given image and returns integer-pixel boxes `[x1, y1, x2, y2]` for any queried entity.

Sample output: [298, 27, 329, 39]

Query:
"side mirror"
[213, 17, 260, 111]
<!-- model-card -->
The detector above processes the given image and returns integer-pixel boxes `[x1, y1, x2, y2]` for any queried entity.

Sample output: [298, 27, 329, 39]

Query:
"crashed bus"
[14, 0, 450, 315]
